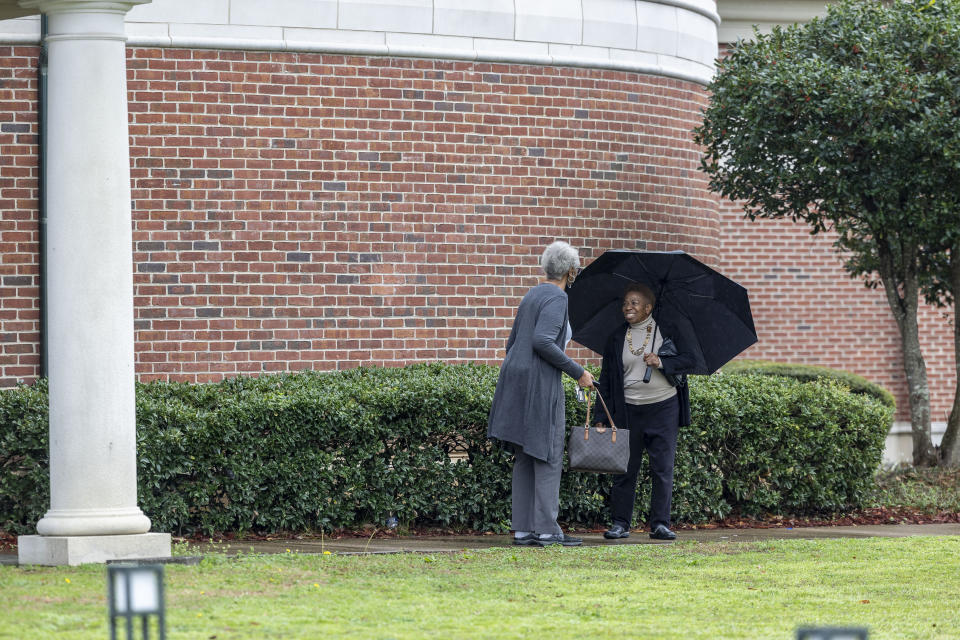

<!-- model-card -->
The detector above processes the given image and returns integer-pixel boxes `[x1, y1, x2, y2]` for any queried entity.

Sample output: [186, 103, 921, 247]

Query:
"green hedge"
[721, 359, 897, 410]
[0, 364, 892, 536]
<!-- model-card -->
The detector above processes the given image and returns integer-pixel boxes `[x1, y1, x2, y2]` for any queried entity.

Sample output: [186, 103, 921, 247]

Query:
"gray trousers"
[510, 425, 565, 535]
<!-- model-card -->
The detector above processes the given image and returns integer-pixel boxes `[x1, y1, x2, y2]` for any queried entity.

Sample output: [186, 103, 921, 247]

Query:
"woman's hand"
[643, 353, 662, 368]
[577, 370, 595, 388]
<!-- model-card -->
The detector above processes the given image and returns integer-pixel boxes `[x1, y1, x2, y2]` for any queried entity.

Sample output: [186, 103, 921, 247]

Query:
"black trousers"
[609, 397, 680, 530]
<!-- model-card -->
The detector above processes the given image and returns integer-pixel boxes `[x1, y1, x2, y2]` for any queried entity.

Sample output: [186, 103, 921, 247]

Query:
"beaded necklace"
[626, 320, 654, 356]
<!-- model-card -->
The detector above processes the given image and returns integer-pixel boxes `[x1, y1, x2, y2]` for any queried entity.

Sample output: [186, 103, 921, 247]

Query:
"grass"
[2, 536, 958, 639]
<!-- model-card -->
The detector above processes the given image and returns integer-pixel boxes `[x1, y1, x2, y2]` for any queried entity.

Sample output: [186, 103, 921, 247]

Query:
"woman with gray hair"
[487, 241, 595, 547]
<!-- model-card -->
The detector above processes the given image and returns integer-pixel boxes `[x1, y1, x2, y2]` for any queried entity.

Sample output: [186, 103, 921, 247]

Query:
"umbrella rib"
[657, 259, 678, 299]
[630, 255, 659, 288]
[658, 292, 696, 324]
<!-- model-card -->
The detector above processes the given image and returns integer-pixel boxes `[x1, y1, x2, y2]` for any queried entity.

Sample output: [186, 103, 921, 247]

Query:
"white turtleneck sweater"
[621, 316, 677, 406]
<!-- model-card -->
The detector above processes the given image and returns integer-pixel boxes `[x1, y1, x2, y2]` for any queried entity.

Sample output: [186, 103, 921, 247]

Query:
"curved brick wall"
[0, 46, 721, 385]
[124, 48, 717, 380]
[1, 44, 955, 425]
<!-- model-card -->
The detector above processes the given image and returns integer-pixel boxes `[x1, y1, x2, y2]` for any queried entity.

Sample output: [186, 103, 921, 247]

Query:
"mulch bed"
[673, 507, 960, 530]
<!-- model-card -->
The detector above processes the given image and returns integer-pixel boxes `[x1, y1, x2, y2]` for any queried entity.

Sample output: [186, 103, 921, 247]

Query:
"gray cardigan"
[487, 283, 585, 463]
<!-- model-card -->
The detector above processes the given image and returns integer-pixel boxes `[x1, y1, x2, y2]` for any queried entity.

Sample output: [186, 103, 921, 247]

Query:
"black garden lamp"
[107, 563, 166, 640]
[797, 628, 868, 640]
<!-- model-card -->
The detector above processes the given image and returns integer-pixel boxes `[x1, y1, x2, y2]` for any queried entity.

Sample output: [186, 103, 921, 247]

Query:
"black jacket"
[593, 323, 697, 429]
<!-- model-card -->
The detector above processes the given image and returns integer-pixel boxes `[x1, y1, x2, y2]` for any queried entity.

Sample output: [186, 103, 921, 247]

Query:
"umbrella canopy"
[568, 250, 757, 375]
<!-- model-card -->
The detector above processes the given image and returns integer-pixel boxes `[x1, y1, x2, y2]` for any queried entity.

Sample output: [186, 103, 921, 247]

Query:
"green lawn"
[2, 536, 957, 639]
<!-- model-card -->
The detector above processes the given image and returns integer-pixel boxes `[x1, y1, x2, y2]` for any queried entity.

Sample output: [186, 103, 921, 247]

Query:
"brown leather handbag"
[567, 387, 630, 474]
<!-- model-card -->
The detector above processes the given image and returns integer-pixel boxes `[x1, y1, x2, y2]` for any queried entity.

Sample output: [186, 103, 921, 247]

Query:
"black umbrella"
[567, 250, 757, 375]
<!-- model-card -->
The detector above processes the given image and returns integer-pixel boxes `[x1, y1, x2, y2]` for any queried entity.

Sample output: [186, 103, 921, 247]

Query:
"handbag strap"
[585, 387, 593, 426]
[593, 386, 617, 430]
[584, 385, 617, 430]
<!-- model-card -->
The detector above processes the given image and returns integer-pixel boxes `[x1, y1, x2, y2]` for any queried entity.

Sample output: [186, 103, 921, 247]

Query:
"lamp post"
[107, 564, 166, 640]
[797, 628, 869, 640]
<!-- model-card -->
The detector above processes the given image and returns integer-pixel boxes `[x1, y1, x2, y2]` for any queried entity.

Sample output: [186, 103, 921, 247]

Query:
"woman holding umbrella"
[594, 282, 698, 541]
[487, 241, 595, 547]
[567, 249, 757, 540]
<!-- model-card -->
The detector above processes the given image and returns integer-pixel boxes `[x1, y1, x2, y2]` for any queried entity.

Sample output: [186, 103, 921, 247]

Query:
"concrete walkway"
[3, 523, 959, 564]
[220, 523, 960, 555]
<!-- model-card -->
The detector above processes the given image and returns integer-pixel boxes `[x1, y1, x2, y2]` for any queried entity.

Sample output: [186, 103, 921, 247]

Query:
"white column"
[17, 0, 169, 565]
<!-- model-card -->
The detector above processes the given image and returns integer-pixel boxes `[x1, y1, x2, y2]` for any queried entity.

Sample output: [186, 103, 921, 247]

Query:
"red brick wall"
[2, 45, 956, 421]
[0, 47, 718, 385]
[0, 46, 40, 387]
[717, 200, 957, 421]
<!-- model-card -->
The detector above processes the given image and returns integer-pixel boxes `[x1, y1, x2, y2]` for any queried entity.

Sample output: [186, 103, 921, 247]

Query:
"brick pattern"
[123, 49, 717, 381]
[717, 200, 957, 421]
[4, 46, 952, 421]
[1, 48, 716, 385]
[0, 46, 40, 388]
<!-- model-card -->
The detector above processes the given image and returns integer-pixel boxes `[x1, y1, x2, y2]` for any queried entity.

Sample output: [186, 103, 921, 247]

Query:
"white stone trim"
[717, 0, 831, 43]
[20, 0, 150, 12]
[658, 0, 720, 24]
[888, 420, 947, 436]
[0, 27, 714, 85]
[0, 0, 720, 84]
[718, 0, 829, 22]
[168, 22, 283, 41]
[46, 31, 126, 40]
[0, 30, 38, 41]
[125, 33, 715, 84]
[883, 421, 947, 466]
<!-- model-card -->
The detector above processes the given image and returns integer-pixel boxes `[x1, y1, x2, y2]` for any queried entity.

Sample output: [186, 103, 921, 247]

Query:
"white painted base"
[17, 533, 171, 566]
[882, 421, 946, 466]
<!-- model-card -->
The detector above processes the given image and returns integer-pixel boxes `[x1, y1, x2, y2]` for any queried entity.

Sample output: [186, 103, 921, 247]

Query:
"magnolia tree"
[695, 0, 960, 466]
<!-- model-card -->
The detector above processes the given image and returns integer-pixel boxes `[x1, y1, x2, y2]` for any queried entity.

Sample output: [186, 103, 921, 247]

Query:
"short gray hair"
[541, 241, 580, 280]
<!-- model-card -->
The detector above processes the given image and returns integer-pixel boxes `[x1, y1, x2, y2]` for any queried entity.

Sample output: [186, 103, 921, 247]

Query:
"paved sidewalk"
[213, 523, 960, 555]
[3, 523, 959, 564]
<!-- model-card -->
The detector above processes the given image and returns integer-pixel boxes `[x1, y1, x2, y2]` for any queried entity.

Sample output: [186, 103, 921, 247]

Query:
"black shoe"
[535, 533, 583, 547]
[649, 524, 677, 541]
[603, 524, 630, 539]
[512, 533, 538, 546]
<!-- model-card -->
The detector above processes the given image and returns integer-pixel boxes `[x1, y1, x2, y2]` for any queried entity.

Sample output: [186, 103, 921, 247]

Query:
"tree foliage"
[697, 0, 960, 251]
[695, 0, 960, 465]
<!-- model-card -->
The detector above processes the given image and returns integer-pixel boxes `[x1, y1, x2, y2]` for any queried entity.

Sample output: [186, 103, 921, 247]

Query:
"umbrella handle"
[642, 322, 660, 383]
